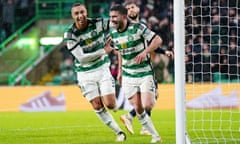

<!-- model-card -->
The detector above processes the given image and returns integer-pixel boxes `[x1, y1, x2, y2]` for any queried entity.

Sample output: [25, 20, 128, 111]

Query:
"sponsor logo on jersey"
[128, 35, 134, 41]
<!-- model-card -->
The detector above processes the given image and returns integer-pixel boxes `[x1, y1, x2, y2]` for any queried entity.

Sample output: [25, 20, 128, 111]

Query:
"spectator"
[2, 0, 16, 37]
[202, 43, 212, 82]
[17, 0, 29, 16]
[219, 48, 228, 80]
[152, 54, 165, 83]
[228, 41, 239, 80]
[59, 57, 76, 85]
[0, 22, 6, 43]
[185, 44, 193, 82]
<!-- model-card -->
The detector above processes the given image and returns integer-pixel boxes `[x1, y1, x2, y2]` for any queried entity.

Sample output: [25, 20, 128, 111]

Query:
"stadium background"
[0, 0, 239, 109]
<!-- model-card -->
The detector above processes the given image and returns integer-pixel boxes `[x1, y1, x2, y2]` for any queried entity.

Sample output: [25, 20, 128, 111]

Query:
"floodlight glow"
[15, 38, 37, 50]
[40, 37, 63, 45]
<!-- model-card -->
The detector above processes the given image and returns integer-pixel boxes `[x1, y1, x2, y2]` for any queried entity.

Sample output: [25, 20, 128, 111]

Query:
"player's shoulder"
[63, 23, 75, 39]
[88, 18, 109, 26]
[130, 21, 146, 30]
[64, 23, 74, 32]
[139, 21, 147, 26]
[88, 17, 102, 22]
[88, 17, 109, 24]
[88, 18, 109, 31]
[109, 26, 117, 34]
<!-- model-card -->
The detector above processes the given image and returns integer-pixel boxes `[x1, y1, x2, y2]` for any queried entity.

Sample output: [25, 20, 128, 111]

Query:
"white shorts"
[76, 64, 115, 101]
[122, 75, 156, 99]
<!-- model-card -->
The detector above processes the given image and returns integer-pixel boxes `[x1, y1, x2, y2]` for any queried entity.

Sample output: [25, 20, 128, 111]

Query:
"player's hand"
[103, 34, 114, 54]
[105, 34, 112, 45]
[104, 45, 113, 54]
[165, 50, 174, 58]
[104, 44, 113, 54]
[135, 51, 147, 64]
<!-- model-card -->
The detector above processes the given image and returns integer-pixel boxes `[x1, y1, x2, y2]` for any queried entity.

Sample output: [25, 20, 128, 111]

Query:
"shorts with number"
[76, 64, 115, 101]
[122, 75, 156, 99]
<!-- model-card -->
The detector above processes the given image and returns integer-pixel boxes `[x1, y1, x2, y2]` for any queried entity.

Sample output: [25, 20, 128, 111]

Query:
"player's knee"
[92, 104, 104, 110]
[105, 103, 116, 110]
[135, 107, 144, 114]
[143, 105, 153, 111]
[90, 98, 104, 110]
[142, 102, 154, 110]
[102, 94, 116, 109]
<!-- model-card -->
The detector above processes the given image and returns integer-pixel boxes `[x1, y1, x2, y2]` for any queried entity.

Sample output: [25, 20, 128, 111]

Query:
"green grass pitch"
[0, 110, 175, 144]
[0, 110, 239, 144]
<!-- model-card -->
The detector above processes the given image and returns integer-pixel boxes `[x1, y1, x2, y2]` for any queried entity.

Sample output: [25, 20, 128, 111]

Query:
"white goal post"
[174, 0, 240, 144]
[174, 0, 187, 144]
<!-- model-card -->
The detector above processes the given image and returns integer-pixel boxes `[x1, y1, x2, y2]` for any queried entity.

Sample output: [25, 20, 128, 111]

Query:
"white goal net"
[184, 0, 240, 143]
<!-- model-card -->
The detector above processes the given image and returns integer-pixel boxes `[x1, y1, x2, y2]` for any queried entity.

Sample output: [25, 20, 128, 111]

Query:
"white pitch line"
[0, 125, 102, 132]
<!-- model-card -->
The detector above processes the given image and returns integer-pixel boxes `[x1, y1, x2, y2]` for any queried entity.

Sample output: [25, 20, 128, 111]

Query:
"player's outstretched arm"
[135, 35, 162, 64]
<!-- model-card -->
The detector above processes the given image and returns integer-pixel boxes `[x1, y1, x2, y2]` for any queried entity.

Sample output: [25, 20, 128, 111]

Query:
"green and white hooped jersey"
[63, 18, 110, 72]
[110, 21, 156, 78]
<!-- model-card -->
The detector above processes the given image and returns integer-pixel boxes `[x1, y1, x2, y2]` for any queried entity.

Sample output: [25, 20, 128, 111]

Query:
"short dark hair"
[72, 3, 83, 8]
[110, 4, 128, 15]
[123, 2, 139, 8]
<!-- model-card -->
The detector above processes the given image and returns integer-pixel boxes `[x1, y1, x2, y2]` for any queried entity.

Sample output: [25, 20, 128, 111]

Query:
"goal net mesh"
[184, 0, 240, 143]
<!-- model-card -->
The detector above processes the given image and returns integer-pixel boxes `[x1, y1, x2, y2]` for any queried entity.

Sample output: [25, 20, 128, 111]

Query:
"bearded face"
[110, 11, 125, 30]
[125, 3, 140, 21]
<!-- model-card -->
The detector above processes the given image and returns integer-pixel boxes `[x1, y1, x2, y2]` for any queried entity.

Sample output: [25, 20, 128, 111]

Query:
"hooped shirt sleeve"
[63, 24, 82, 54]
[138, 23, 156, 44]
[102, 18, 110, 31]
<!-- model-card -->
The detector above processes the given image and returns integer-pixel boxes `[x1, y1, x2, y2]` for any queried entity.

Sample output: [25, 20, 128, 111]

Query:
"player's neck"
[118, 20, 128, 32]
[76, 21, 88, 30]
[130, 17, 139, 23]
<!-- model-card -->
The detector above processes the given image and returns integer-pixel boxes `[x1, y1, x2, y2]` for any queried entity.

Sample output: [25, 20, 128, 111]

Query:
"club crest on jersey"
[91, 31, 97, 37]
[128, 35, 134, 41]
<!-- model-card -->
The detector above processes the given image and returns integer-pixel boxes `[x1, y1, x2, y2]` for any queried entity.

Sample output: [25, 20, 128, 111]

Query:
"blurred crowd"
[185, 0, 240, 82]
[0, 0, 35, 43]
